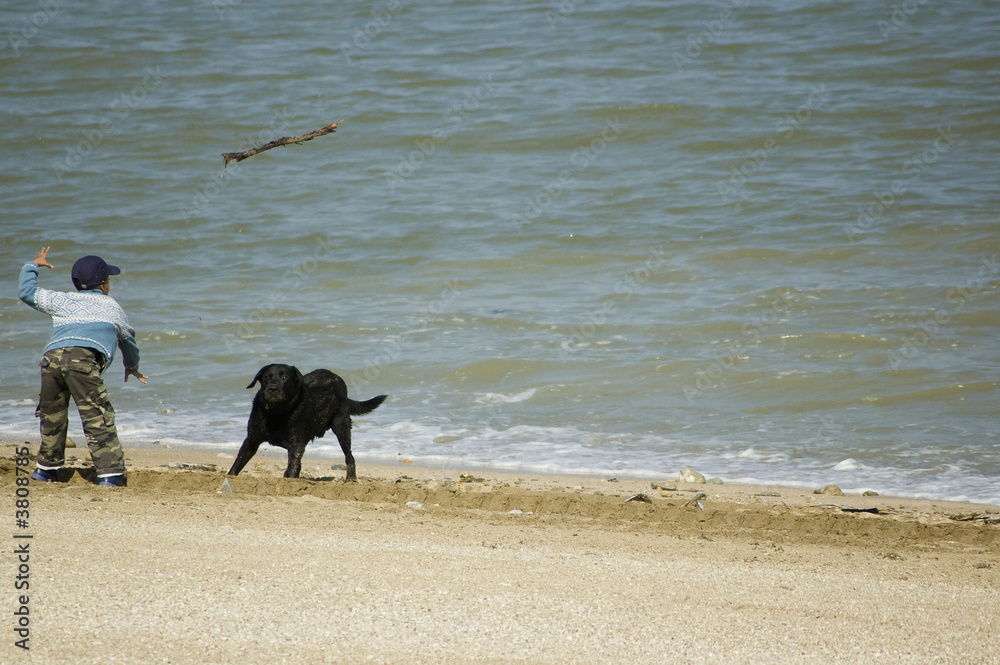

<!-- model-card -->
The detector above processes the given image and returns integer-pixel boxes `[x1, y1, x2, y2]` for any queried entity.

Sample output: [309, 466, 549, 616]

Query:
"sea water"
[1, 0, 998, 504]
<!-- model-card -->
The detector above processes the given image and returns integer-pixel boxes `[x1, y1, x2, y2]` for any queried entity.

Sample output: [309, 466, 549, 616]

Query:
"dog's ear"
[286, 365, 305, 394]
[247, 365, 271, 390]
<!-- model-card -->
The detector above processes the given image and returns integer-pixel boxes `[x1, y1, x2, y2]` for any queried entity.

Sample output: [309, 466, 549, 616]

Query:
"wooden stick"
[222, 121, 342, 167]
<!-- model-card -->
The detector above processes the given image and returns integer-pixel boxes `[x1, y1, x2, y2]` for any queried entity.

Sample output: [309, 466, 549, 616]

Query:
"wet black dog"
[228, 364, 387, 481]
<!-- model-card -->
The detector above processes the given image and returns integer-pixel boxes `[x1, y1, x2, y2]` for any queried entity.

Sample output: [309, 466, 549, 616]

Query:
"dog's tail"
[350, 394, 387, 416]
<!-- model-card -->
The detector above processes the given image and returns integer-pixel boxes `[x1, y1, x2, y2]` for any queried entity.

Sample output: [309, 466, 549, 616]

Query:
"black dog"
[227, 364, 386, 481]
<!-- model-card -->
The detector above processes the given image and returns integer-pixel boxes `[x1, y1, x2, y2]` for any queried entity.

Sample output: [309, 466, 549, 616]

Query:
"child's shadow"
[55, 467, 100, 485]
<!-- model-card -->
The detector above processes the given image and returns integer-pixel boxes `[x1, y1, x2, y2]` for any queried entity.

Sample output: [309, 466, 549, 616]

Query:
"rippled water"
[2, 1, 998, 503]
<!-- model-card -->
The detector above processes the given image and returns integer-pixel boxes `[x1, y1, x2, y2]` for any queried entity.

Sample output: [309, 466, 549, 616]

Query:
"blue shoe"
[31, 467, 60, 482]
[98, 474, 127, 487]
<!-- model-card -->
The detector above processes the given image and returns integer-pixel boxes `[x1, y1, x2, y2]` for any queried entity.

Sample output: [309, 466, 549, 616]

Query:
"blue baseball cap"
[71, 255, 121, 291]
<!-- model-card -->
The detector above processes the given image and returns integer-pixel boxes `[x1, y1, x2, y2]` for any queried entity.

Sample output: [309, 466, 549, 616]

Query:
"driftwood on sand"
[222, 121, 341, 167]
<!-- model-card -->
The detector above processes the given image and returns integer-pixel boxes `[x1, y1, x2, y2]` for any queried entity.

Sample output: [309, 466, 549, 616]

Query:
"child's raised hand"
[32, 246, 54, 269]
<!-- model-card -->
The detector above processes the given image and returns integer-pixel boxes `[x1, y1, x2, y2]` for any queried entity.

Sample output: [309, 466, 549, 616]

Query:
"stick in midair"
[222, 121, 342, 167]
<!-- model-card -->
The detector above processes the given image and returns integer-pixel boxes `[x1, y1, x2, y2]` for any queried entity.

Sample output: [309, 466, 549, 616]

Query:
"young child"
[18, 246, 147, 487]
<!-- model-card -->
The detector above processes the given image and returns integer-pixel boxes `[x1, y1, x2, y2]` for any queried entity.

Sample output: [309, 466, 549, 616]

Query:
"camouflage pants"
[36, 347, 126, 477]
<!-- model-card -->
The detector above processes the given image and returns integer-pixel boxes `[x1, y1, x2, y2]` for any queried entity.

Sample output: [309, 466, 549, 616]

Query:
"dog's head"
[247, 364, 304, 406]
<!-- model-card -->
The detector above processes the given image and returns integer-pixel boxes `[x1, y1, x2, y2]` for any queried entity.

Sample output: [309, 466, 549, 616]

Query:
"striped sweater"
[19, 262, 140, 373]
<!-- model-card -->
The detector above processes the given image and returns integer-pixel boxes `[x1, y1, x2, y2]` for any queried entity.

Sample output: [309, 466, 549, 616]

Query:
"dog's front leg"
[284, 443, 305, 478]
[228, 437, 262, 476]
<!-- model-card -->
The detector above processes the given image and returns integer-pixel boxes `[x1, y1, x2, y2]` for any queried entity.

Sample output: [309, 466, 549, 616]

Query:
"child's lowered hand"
[126, 368, 148, 384]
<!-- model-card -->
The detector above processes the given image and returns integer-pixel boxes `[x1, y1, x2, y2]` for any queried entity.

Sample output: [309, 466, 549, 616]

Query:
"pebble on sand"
[814, 485, 844, 496]
[624, 493, 652, 504]
[678, 468, 706, 484]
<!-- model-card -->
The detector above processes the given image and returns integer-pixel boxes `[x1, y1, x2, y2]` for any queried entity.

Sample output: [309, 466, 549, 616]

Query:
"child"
[18, 246, 147, 487]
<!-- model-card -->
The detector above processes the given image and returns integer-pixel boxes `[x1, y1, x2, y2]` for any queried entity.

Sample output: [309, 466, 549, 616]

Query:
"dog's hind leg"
[228, 437, 263, 476]
[332, 414, 357, 482]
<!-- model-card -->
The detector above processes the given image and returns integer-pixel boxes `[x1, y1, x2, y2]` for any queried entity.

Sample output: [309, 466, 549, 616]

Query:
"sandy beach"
[3, 438, 998, 665]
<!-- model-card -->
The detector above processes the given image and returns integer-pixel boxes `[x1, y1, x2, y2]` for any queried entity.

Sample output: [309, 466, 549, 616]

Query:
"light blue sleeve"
[18, 263, 41, 307]
[117, 327, 141, 371]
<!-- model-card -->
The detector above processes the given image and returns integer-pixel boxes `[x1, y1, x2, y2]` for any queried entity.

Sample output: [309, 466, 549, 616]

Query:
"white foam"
[476, 388, 537, 405]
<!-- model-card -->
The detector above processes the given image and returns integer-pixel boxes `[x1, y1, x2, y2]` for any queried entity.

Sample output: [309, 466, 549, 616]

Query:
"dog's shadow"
[305, 475, 342, 482]
[297, 473, 372, 483]
[300, 475, 367, 483]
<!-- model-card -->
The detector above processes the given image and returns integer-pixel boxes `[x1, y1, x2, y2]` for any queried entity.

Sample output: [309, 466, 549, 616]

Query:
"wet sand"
[3, 439, 998, 664]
